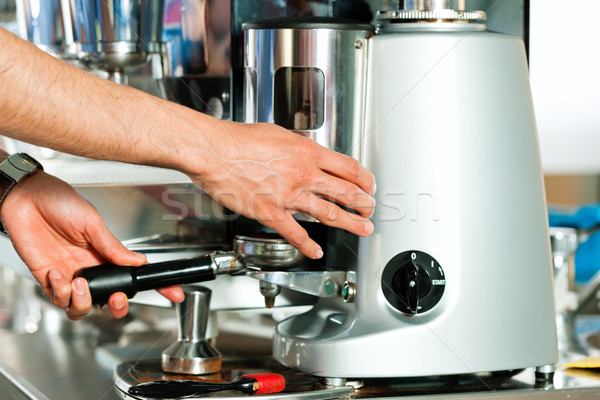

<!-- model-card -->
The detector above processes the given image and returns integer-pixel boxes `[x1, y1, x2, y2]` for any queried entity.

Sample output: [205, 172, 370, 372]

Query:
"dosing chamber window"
[273, 67, 325, 131]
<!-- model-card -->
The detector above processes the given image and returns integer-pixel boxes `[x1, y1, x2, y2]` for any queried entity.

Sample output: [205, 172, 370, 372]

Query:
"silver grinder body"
[246, 19, 557, 377]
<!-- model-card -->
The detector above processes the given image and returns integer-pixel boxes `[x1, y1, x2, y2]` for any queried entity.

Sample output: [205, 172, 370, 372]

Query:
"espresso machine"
[14, 0, 232, 117]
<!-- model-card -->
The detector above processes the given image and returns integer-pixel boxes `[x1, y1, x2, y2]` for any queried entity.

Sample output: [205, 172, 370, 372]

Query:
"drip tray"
[114, 357, 352, 400]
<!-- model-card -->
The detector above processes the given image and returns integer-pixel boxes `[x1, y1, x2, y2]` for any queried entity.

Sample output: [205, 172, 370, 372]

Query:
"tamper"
[162, 286, 221, 374]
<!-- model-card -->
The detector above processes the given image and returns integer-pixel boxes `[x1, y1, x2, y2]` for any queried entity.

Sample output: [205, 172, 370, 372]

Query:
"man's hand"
[1, 26, 376, 266]
[186, 121, 377, 259]
[0, 171, 184, 320]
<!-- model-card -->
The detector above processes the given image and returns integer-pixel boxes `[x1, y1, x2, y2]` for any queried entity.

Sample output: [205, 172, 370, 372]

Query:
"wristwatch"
[0, 153, 44, 234]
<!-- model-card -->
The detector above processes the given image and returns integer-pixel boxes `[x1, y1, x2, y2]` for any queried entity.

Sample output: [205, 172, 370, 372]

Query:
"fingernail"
[368, 207, 376, 218]
[315, 247, 324, 259]
[121, 253, 146, 267]
[73, 278, 86, 295]
[365, 221, 374, 235]
[49, 268, 62, 280]
[371, 180, 377, 196]
[113, 296, 126, 310]
[135, 252, 147, 263]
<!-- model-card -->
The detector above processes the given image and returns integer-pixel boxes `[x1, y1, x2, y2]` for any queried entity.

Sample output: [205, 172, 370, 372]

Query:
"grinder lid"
[377, 0, 486, 24]
[242, 16, 374, 32]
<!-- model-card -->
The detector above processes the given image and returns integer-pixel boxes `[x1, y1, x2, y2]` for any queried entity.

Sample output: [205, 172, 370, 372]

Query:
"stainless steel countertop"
[2, 273, 600, 399]
[0, 326, 122, 399]
[3, 315, 600, 400]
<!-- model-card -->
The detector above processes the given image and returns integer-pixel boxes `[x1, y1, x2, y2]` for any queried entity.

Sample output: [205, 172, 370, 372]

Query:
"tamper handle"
[76, 255, 215, 305]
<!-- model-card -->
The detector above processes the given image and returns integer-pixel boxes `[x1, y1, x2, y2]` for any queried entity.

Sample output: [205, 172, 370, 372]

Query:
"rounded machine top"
[242, 16, 374, 32]
[377, 0, 486, 24]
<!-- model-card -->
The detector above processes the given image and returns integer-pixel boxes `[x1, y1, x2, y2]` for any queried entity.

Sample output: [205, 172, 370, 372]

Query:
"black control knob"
[392, 259, 433, 314]
[382, 251, 445, 315]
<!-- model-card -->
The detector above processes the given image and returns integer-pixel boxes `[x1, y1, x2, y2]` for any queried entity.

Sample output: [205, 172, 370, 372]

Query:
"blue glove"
[549, 203, 600, 283]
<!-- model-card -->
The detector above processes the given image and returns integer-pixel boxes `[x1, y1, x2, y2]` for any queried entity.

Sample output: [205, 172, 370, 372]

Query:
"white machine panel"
[530, 0, 600, 174]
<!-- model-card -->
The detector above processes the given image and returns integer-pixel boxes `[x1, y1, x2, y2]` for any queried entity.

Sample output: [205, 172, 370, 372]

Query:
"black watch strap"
[0, 170, 17, 205]
[0, 171, 16, 235]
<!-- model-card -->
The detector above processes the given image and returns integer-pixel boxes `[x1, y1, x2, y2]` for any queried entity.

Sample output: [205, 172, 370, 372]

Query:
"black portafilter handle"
[75, 253, 239, 305]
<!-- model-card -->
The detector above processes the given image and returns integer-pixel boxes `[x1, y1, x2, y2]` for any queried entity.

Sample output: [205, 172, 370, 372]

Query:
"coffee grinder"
[243, 0, 557, 379]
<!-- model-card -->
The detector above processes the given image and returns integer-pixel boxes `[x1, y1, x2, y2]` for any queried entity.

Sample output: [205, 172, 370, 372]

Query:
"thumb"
[86, 219, 147, 266]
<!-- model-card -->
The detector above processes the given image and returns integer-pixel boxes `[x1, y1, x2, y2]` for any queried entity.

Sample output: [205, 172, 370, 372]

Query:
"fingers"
[48, 268, 132, 320]
[48, 268, 72, 308]
[100, 292, 129, 319]
[66, 278, 92, 320]
[308, 176, 375, 218]
[264, 214, 323, 259]
[315, 149, 376, 196]
[294, 196, 374, 237]
[157, 286, 185, 303]
[100, 289, 182, 318]
[48, 268, 92, 320]
[86, 217, 147, 267]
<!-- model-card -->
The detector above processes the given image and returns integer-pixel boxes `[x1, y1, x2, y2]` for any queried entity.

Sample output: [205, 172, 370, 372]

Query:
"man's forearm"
[0, 27, 216, 176]
[0, 28, 377, 262]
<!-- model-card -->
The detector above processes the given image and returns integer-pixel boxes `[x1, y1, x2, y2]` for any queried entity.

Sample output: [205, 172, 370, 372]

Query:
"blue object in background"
[549, 203, 600, 283]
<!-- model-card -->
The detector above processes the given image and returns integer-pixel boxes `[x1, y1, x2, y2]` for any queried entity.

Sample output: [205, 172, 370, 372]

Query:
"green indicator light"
[324, 279, 335, 295]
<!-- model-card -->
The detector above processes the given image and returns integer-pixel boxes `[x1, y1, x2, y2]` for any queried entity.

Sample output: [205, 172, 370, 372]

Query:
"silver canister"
[68, 0, 164, 72]
[15, 0, 64, 55]
[243, 17, 373, 159]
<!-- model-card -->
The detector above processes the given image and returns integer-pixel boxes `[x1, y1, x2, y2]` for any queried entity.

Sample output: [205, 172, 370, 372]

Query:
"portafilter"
[75, 234, 306, 305]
